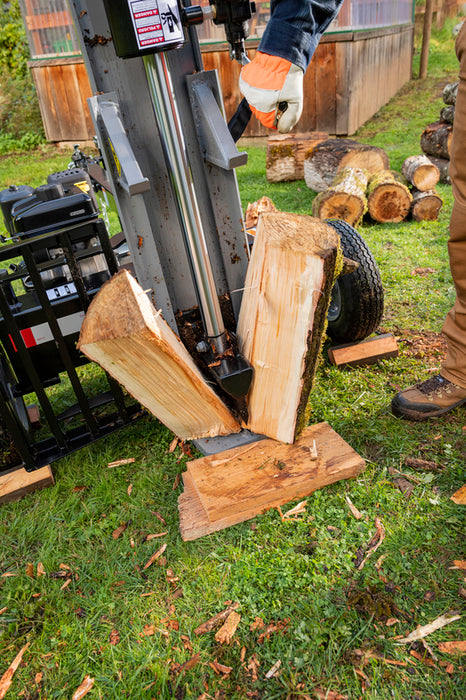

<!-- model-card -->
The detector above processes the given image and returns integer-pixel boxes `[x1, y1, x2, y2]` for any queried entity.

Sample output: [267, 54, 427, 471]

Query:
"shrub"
[0, 0, 44, 148]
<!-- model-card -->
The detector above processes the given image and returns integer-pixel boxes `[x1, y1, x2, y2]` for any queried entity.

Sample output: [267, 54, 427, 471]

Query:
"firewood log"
[420, 121, 453, 160]
[304, 138, 389, 192]
[311, 167, 369, 226]
[426, 156, 451, 184]
[237, 212, 340, 443]
[78, 270, 240, 441]
[244, 196, 277, 229]
[440, 105, 455, 124]
[266, 131, 328, 182]
[410, 189, 443, 222]
[367, 170, 412, 223]
[401, 155, 440, 192]
[442, 81, 458, 105]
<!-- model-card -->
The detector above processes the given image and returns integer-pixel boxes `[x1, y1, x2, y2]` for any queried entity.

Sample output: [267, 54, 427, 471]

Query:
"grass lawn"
[0, 18, 465, 700]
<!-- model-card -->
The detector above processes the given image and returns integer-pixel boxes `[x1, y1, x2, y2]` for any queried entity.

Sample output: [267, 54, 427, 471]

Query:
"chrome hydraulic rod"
[143, 52, 227, 352]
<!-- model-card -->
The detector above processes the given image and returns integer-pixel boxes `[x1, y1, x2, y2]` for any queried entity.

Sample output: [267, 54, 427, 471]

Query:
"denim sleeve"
[258, 0, 345, 71]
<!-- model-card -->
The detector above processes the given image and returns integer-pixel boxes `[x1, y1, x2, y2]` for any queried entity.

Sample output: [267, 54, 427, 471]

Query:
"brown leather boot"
[391, 374, 466, 420]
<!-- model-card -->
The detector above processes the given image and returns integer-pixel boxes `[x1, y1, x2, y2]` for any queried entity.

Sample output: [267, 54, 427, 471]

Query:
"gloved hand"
[239, 52, 304, 133]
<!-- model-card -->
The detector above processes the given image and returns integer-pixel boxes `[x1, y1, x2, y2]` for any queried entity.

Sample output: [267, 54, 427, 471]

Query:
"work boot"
[391, 374, 466, 420]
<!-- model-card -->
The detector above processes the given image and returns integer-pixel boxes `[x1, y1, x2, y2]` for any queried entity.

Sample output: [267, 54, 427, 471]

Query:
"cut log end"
[411, 190, 443, 222]
[367, 170, 412, 223]
[313, 192, 365, 227]
[368, 186, 412, 223]
[401, 155, 440, 192]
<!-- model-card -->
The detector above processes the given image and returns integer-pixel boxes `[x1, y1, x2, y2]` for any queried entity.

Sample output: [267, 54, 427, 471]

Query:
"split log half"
[365, 170, 413, 223]
[442, 81, 458, 105]
[420, 121, 452, 160]
[312, 167, 369, 226]
[440, 105, 455, 124]
[78, 270, 240, 441]
[237, 212, 340, 443]
[426, 156, 451, 184]
[304, 138, 389, 192]
[410, 189, 443, 222]
[266, 131, 328, 182]
[401, 155, 440, 192]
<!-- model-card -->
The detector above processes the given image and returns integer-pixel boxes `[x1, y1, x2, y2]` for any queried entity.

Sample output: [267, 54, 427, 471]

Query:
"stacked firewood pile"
[265, 134, 444, 226]
[419, 81, 457, 185]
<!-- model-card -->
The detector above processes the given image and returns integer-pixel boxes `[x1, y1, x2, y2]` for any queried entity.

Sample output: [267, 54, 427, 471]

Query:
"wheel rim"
[327, 281, 342, 323]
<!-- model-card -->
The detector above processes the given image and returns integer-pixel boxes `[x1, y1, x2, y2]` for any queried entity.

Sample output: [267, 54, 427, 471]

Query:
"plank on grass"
[78, 270, 240, 441]
[237, 212, 340, 443]
[178, 422, 365, 539]
[328, 333, 399, 368]
[0, 466, 54, 505]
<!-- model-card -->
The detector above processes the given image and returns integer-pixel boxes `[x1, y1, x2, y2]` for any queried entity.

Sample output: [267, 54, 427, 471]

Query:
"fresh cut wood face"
[78, 270, 240, 441]
[179, 422, 366, 540]
[237, 212, 340, 443]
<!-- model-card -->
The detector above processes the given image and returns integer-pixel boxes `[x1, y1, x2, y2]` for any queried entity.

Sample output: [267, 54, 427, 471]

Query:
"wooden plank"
[186, 422, 365, 525]
[302, 52, 317, 132]
[30, 62, 93, 142]
[0, 466, 54, 505]
[315, 43, 337, 134]
[328, 333, 399, 368]
[335, 40, 351, 135]
[178, 471, 264, 541]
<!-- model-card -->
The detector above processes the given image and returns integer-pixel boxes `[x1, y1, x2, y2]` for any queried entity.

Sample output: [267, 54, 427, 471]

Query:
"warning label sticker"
[128, 0, 183, 50]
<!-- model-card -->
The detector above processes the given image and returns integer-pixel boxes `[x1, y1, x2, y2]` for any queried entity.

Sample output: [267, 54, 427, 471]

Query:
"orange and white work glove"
[239, 52, 304, 133]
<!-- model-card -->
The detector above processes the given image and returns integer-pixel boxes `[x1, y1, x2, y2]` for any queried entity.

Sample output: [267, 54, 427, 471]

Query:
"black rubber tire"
[325, 219, 384, 343]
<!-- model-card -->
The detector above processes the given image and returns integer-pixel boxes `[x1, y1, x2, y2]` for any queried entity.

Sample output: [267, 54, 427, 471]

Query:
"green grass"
[1, 19, 466, 700]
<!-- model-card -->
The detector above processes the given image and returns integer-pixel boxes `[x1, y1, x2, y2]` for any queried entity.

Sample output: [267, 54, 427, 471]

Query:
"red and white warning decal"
[10, 311, 85, 351]
[128, 0, 183, 50]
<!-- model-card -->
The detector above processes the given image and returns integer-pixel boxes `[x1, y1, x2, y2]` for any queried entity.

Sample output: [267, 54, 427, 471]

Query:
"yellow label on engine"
[74, 181, 90, 193]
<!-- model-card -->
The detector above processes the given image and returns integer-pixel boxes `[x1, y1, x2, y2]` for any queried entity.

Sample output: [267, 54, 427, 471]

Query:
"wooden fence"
[29, 24, 414, 142]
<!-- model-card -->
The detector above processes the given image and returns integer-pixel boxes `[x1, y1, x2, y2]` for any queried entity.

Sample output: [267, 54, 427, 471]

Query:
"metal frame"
[67, 0, 250, 330]
[0, 221, 142, 472]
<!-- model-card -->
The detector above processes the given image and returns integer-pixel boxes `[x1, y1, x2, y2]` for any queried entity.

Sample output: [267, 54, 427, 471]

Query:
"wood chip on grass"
[214, 611, 241, 644]
[0, 643, 30, 700]
[438, 641, 466, 654]
[142, 543, 167, 570]
[345, 494, 363, 519]
[107, 458, 136, 468]
[355, 517, 385, 570]
[396, 612, 462, 644]
[71, 675, 95, 700]
[194, 602, 240, 635]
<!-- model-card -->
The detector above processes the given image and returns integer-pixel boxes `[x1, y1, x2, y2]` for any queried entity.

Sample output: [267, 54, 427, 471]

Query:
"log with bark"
[237, 212, 340, 443]
[401, 155, 440, 192]
[311, 167, 369, 226]
[367, 170, 412, 223]
[440, 105, 455, 124]
[78, 270, 240, 440]
[420, 121, 453, 160]
[244, 196, 277, 229]
[442, 81, 458, 105]
[426, 156, 451, 184]
[266, 131, 328, 182]
[410, 189, 443, 222]
[304, 138, 389, 192]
